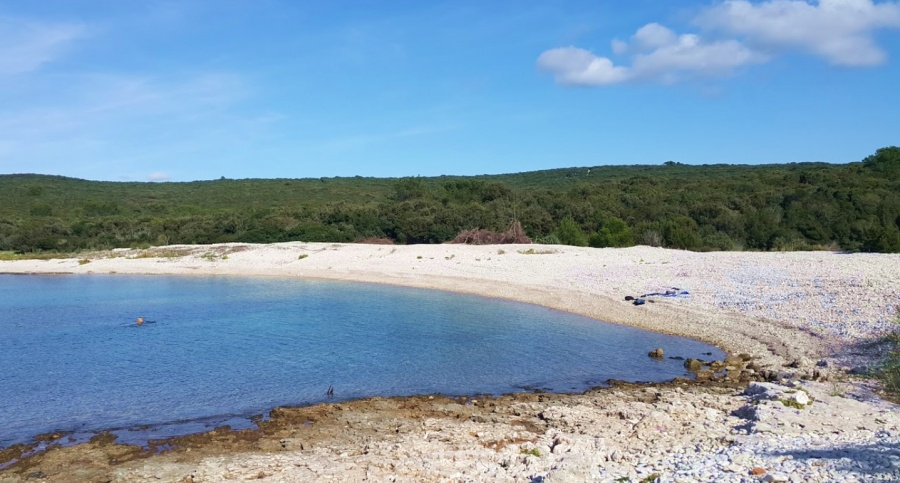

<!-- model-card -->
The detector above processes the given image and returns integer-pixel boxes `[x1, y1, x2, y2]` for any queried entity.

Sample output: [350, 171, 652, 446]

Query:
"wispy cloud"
[319, 124, 461, 153]
[0, 70, 257, 178]
[0, 71, 249, 137]
[147, 172, 170, 182]
[0, 15, 85, 78]
[538, 0, 900, 86]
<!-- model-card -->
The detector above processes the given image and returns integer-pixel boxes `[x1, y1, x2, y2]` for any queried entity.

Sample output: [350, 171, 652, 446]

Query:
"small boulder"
[762, 370, 779, 382]
[648, 348, 664, 359]
[695, 369, 715, 381]
[683, 358, 703, 371]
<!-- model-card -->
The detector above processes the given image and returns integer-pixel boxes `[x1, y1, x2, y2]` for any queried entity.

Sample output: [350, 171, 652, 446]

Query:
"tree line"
[1, 147, 898, 254]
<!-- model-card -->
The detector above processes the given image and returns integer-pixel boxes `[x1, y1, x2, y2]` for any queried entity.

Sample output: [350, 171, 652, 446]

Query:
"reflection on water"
[0, 274, 724, 448]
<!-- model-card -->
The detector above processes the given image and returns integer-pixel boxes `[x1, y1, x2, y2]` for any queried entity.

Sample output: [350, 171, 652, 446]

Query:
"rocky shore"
[1, 243, 898, 481]
[2, 376, 897, 482]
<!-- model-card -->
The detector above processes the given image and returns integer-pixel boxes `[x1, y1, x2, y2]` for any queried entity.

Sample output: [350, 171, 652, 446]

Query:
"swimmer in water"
[136, 317, 144, 326]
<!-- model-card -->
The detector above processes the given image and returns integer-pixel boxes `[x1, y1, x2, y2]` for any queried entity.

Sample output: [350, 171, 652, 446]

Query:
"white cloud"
[538, 30, 765, 86]
[0, 16, 84, 78]
[539, 0, 900, 86]
[537, 47, 631, 85]
[633, 23, 679, 50]
[631, 35, 767, 82]
[147, 172, 171, 182]
[609, 23, 679, 56]
[696, 0, 900, 66]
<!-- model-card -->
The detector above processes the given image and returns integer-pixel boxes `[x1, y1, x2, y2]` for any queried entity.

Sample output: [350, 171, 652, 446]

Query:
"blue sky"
[1, 0, 898, 182]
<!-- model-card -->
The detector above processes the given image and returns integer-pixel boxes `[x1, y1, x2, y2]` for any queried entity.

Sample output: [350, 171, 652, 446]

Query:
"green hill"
[1, 147, 898, 253]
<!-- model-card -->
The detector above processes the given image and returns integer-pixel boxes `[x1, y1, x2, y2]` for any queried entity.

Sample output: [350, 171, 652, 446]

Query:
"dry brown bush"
[450, 221, 531, 245]
[355, 237, 396, 245]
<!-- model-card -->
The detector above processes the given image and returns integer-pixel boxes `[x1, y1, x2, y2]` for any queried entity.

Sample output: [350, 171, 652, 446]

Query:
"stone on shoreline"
[683, 359, 703, 371]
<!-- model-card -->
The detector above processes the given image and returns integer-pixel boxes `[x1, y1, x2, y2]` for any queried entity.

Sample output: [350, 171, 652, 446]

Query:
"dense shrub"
[555, 217, 588, 247]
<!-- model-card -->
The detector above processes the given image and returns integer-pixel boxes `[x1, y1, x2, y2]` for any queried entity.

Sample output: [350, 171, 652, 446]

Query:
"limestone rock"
[787, 390, 810, 406]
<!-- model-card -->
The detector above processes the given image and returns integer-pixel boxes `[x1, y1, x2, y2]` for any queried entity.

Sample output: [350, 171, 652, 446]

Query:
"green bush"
[876, 328, 900, 401]
[589, 217, 634, 248]
[662, 216, 702, 250]
[555, 216, 588, 247]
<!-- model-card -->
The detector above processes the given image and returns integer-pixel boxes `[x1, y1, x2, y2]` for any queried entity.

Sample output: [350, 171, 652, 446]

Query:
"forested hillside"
[1, 147, 898, 253]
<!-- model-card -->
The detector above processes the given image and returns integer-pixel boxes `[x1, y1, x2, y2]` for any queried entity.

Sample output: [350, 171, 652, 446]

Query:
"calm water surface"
[0, 274, 723, 448]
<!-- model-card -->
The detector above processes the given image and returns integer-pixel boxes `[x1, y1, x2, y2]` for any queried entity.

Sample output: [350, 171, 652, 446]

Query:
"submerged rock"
[683, 359, 703, 371]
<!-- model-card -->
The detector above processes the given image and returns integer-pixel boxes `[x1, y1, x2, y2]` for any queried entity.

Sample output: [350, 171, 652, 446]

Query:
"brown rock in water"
[683, 358, 703, 371]
[648, 348, 664, 359]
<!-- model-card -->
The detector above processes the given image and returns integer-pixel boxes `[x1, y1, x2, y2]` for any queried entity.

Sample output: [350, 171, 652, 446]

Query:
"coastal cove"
[0, 274, 723, 449]
[1, 243, 899, 481]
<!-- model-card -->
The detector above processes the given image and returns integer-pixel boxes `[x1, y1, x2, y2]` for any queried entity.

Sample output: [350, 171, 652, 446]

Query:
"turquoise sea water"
[0, 274, 723, 448]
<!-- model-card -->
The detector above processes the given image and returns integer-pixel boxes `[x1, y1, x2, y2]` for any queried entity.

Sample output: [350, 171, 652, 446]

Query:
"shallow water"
[0, 274, 723, 448]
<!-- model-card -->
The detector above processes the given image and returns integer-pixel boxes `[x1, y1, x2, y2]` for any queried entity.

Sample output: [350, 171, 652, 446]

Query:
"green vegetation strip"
[0, 147, 898, 254]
